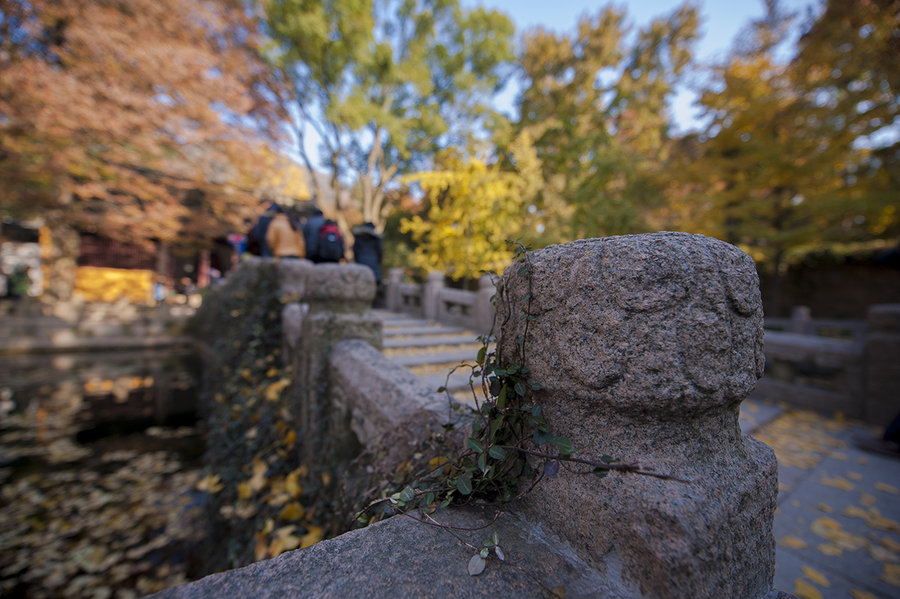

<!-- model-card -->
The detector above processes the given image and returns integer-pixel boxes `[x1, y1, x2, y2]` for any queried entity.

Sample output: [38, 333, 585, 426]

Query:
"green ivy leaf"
[476, 346, 486, 366]
[467, 438, 485, 453]
[593, 467, 609, 479]
[467, 554, 486, 576]
[533, 427, 551, 446]
[551, 436, 575, 455]
[488, 445, 507, 460]
[514, 382, 526, 397]
[478, 452, 487, 473]
[457, 474, 473, 496]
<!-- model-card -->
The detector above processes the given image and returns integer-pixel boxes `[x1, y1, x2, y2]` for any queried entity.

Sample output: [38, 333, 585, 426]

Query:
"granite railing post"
[474, 273, 495, 335]
[385, 268, 404, 312]
[277, 261, 382, 461]
[864, 304, 900, 425]
[497, 232, 778, 598]
[423, 271, 444, 322]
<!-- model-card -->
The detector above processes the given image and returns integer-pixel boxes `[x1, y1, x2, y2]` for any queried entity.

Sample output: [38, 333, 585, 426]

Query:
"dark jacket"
[303, 213, 326, 262]
[351, 223, 383, 283]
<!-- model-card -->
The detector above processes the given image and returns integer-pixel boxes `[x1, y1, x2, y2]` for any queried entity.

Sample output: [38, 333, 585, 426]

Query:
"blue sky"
[462, 0, 819, 131]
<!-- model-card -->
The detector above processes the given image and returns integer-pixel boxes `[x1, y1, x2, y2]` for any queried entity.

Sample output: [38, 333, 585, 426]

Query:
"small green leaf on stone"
[468, 554, 486, 576]
[495, 546, 505, 561]
[457, 475, 473, 495]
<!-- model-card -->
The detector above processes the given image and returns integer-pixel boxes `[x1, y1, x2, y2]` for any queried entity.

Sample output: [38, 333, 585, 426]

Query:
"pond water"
[0, 348, 214, 599]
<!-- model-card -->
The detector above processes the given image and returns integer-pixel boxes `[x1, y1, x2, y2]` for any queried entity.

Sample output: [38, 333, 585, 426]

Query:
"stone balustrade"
[385, 268, 495, 334]
[153, 233, 795, 599]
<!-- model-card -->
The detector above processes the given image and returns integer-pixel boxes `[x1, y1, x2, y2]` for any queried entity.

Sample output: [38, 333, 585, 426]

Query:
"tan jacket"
[266, 213, 306, 258]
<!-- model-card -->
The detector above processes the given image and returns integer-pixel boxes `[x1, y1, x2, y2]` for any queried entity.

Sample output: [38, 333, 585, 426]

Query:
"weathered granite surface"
[147, 507, 625, 599]
[497, 232, 778, 598]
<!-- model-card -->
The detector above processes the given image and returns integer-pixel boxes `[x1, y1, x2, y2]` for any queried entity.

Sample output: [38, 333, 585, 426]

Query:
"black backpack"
[317, 221, 344, 262]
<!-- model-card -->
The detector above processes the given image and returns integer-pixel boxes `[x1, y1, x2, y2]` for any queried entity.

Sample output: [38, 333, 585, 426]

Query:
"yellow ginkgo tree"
[400, 132, 542, 281]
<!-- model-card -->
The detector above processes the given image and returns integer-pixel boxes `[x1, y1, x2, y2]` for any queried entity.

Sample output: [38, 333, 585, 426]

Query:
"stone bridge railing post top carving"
[497, 231, 778, 599]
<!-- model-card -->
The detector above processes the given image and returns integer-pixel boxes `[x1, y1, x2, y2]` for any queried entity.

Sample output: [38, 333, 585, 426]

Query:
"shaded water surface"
[0, 349, 213, 599]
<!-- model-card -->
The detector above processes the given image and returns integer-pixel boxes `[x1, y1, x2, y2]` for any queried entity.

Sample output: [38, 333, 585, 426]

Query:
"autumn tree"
[0, 0, 290, 297]
[400, 131, 541, 279]
[515, 2, 699, 243]
[261, 0, 516, 232]
[676, 0, 899, 304]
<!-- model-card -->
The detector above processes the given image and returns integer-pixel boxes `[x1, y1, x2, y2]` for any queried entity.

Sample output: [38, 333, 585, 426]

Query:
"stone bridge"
[155, 232, 808, 598]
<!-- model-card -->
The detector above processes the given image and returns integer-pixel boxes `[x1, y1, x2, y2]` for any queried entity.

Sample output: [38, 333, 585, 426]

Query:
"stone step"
[382, 325, 466, 337]
[389, 349, 477, 368]
[420, 370, 479, 394]
[382, 334, 478, 349]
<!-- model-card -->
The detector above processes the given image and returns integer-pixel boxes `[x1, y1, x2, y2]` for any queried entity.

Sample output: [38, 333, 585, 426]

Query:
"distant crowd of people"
[234, 202, 384, 302]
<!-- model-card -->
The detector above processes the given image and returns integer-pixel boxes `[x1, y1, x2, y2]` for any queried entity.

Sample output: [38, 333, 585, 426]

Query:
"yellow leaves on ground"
[883, 563, 900, 586]
[811, 517, 868, 552]
[850, 590, 878, 599]
[820, 475, 854, 491]
[752, 410, 848, 470]
[300, 524, 324, 548]
[781, 535, 808, 550]
[875, 482, 899, 495]
[842, 505, 900, 534]
[793, 578, 823, 599]
[285, 467, 304, 498]
[800, 565, 829, 587]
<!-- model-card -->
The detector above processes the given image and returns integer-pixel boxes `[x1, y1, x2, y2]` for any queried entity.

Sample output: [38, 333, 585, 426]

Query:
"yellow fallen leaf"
[845, 471, 863, 481]
[876, 482, 899, 495]
[801, 565, 829, 587]
[883, 563, 900, 586]
[832, 451, 849, 461]
[793, 578, 823, 599]
[850, 590, 877, 599]
[820, 475, 854, 491]
[818, 543, 843, 557]
[781, 536, 808, 550]
[321, 472, 331, 486]
[816, 503, 833, 514]
[860, 493, 877, 507]
[881, 536, 900, 553]
[868, 543, 898, 563]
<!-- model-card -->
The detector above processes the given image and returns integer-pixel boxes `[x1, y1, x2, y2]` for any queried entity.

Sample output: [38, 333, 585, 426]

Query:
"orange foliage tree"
[0, 0, 290, 261]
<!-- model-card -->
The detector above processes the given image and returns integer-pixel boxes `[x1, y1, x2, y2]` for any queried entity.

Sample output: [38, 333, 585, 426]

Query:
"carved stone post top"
[250, 259, 375, 311]
[388, 268, 404, 282]
[498, 232, 765, 418]
[426, 271, 445, 283]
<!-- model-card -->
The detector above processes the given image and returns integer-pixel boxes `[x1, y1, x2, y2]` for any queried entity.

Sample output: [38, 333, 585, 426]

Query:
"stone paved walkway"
[375, 309, 900, 599]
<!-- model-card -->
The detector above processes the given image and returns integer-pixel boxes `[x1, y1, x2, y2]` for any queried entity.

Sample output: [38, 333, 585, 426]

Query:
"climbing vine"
[355, 244, 678, 584]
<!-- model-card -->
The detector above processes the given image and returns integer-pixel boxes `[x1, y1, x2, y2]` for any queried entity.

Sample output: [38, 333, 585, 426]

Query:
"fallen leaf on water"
[801, 565, 829, 587]
[860, 493, 877, 507]
[816, 503, 833, 513]
[850, 589, 877, 599]
[793, 578, 823, 599]
[881, 536, 900, 553]
[817, 543, 843, 557]
[845, 471, 863, 481]
[780, 536, 808, 550]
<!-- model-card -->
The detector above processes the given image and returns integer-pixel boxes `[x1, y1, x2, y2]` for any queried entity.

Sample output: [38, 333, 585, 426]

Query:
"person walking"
[265, 205, 306, 260]
[302, 208, 326, 263]
[352, 221, 383, 306]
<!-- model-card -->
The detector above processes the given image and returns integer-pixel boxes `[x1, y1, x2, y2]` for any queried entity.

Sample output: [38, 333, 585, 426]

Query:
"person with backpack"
[265, 205, 306, 260]
[316, 219, 345, 263]
[302, 208, 326, 263]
